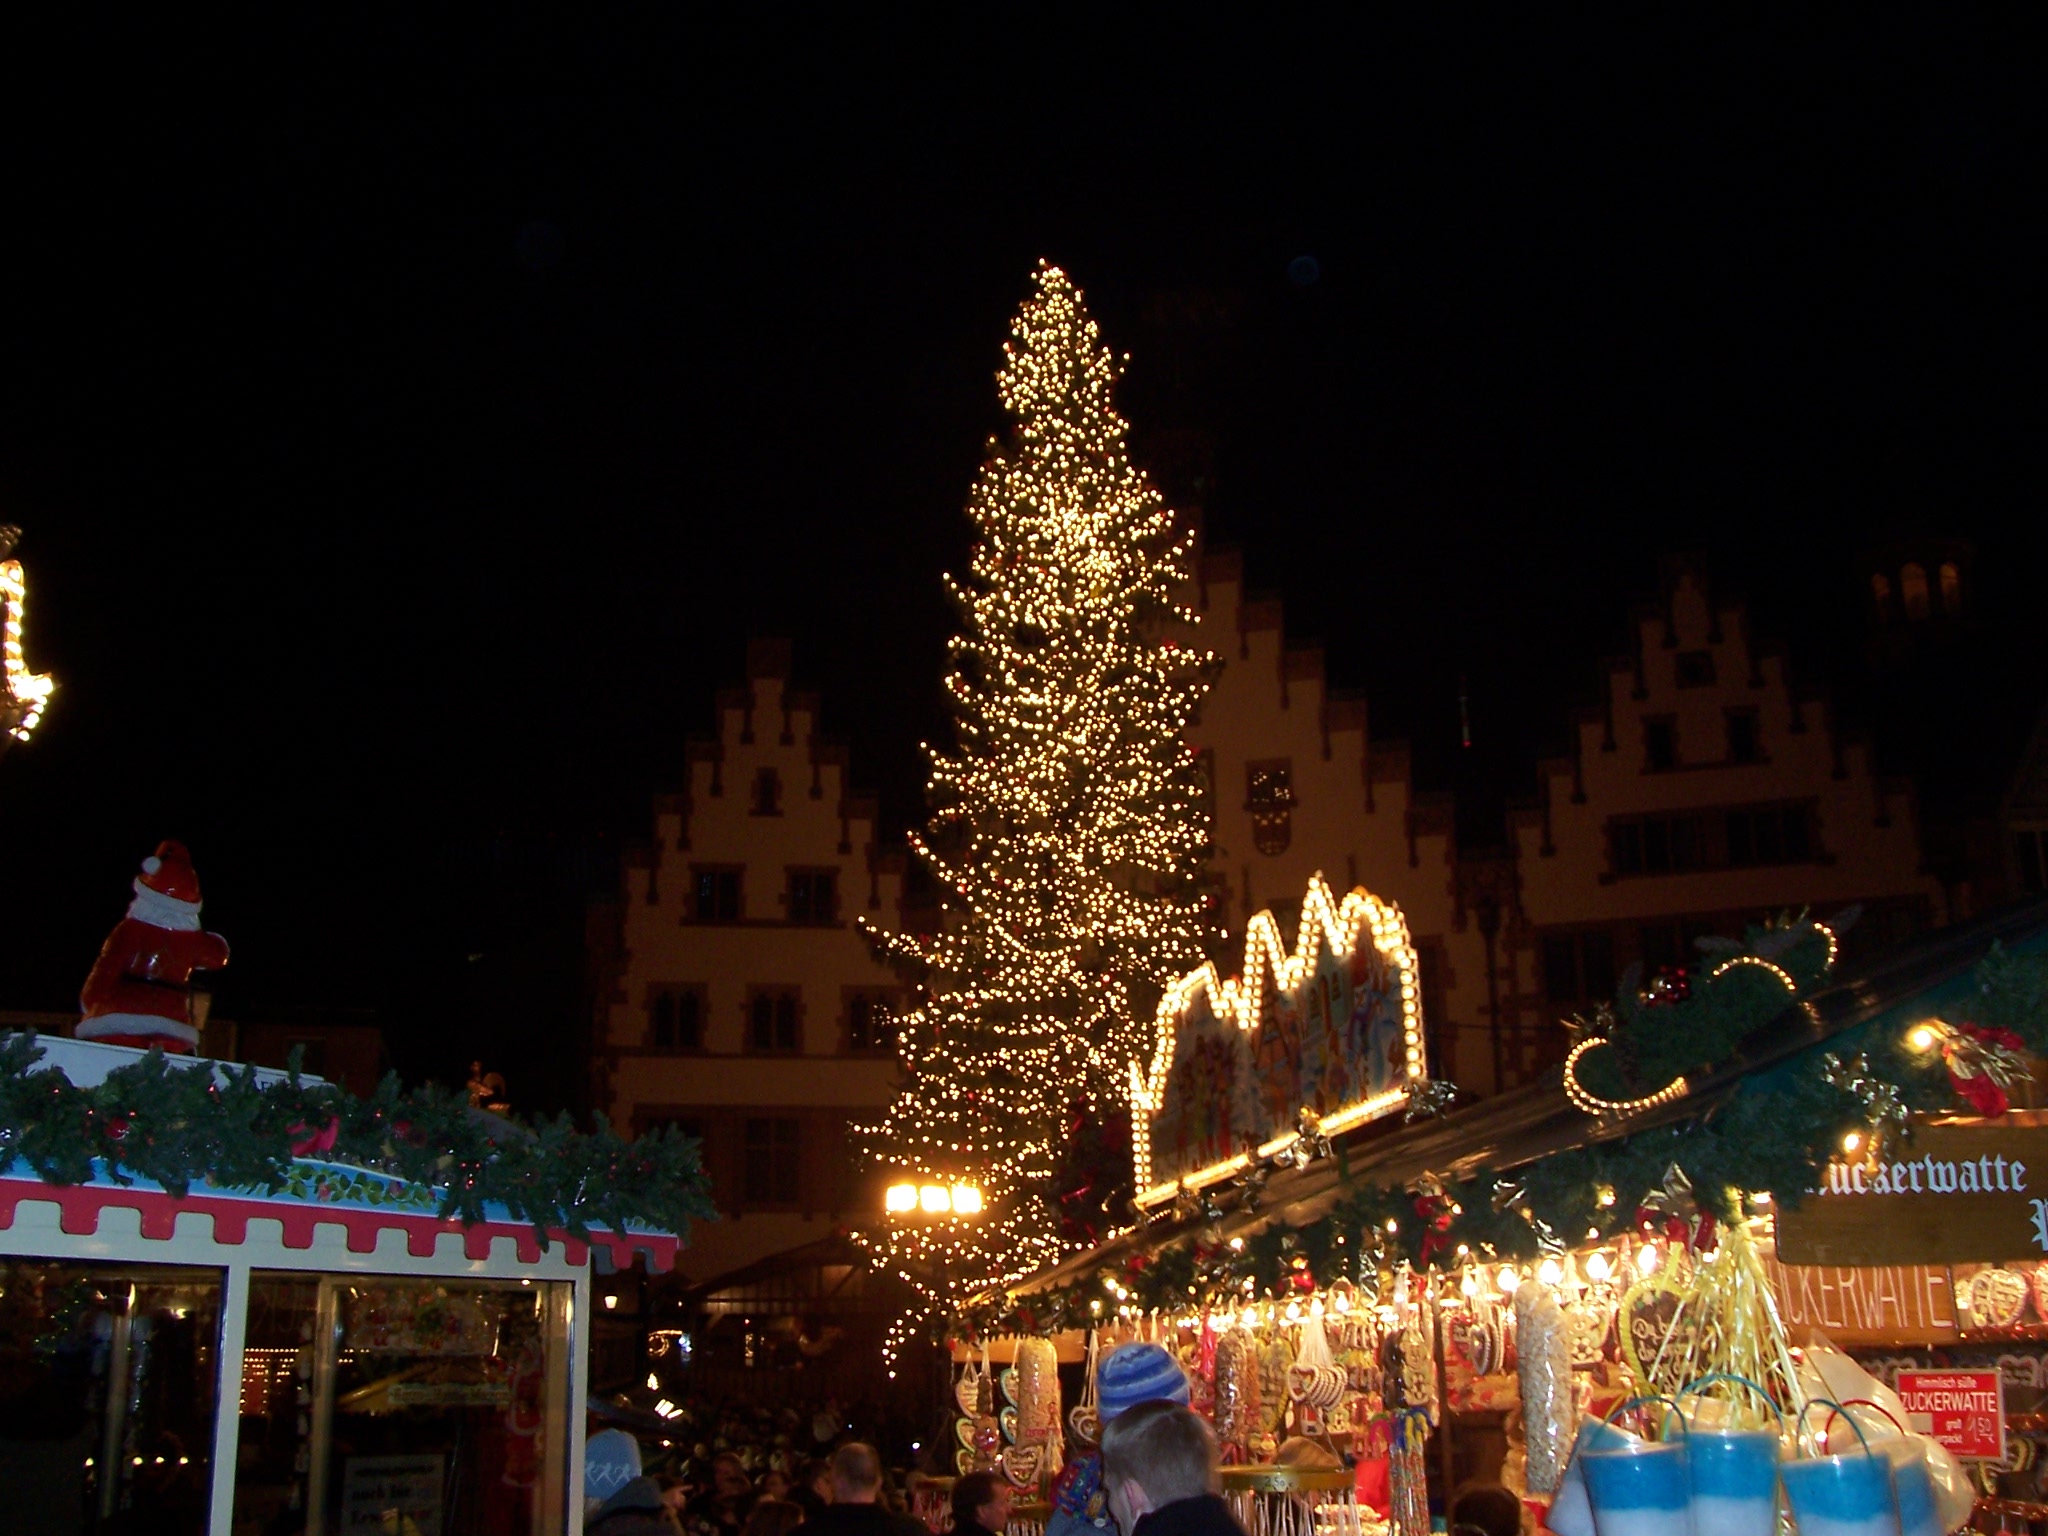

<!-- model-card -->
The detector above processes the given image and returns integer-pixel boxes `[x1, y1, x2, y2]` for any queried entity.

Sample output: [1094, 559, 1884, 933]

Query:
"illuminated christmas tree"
[860, 263, 1216, 1336]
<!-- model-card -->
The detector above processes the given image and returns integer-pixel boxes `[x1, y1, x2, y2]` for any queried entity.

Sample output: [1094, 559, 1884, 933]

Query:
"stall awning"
[998, 896, 2048, 1303]
[0, 1158, 680, 1272]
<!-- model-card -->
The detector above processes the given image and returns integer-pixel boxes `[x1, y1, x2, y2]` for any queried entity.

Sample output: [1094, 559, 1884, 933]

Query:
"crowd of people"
[586, 1344, 1532, 1536]
[584, 1437, 957, 1536]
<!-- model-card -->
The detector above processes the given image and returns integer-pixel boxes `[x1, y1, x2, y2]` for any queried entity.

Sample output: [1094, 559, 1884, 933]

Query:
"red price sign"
[1896, 1369, 2005, 1460]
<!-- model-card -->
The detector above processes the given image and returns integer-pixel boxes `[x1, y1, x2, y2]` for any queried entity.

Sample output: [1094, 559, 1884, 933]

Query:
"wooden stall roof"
[995, 895, 2048, 1304]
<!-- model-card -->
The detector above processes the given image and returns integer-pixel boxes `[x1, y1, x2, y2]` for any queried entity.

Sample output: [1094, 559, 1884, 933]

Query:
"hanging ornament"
[1238, 1161, 1269, 1213]
[1640, 966, 1692, 1007]
[1403, 1078, 1460, 1122]
[1822, 1051, 1912, 1139]
[1939, 1022, 2032, 1118]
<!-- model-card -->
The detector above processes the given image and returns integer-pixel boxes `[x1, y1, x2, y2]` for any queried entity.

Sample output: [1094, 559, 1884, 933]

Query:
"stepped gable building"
[1493, 563, 1946, 1089]
[592, 639, 905, 1282]
[1186, 547, 1492, 1090]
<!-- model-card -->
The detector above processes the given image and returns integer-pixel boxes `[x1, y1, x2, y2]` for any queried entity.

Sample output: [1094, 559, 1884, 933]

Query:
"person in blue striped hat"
[1046, 1343, 1191, 1536]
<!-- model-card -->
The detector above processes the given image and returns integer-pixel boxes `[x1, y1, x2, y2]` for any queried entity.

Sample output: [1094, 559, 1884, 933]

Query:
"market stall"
[957, 889, 2048, 1535]
[0, 839, 712, 1535]
[0, 1033, 705, 1536]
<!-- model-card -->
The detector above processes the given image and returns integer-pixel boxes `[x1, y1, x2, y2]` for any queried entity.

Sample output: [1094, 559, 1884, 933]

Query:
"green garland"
[957, 928, 2048, 1340]
[0, 1034, 716, 1245]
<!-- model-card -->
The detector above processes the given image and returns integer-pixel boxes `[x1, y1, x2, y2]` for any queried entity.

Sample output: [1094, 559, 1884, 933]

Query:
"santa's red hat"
[137, 841, 202, 905]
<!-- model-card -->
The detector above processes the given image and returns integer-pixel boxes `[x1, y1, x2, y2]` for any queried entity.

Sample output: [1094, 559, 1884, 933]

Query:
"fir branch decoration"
[0, 1035, 715, 1244]
[953, 939, 2048, 1344]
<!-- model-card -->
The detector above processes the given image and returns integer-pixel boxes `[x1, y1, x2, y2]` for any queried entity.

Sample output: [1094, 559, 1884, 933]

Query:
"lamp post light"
[884, 1182, 983, 1217]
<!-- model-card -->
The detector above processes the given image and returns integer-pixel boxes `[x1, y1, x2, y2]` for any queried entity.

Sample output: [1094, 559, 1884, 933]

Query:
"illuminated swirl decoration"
[1562, 1038, 1690, 1117]
[1564, 949, 1805, 1116]
[0, 533, 55, 745]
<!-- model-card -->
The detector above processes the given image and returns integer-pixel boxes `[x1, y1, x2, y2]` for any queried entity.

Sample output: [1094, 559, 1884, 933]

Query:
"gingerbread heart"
[1968, 1266, 2028, 1329]
[956, 1449, 975, 1476]
[999, 1366, 1020, 1406]
[1069, 1404, 1100, 1447]
[1000, 1444, 1041, 1488]
[2030, 1268, 2048, 1329]
[955, 1417, 978, 1451]
[999, 1406, 1019, 1444]
[955, 1372, 984, 1419]
[1619, 1273, 1695, 1394]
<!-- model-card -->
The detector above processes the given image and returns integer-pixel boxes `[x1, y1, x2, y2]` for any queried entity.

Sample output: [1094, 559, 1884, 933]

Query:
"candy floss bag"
[1797, 1334, 1975, 1536]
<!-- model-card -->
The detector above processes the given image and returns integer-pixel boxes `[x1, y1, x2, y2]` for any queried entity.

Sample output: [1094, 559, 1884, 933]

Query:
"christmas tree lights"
[856, 263, 1217, 1351]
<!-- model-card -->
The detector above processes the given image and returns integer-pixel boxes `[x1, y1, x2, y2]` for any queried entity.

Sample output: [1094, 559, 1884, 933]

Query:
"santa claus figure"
[75, 840, 230, 1053]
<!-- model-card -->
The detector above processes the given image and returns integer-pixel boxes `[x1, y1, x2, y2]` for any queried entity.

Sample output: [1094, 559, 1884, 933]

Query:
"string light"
[849, 262, 1220, 1353]
[1131, 873, 1429, 1202]
[0, 556, 54, 744]
[1708, 953, 1800, 993]
[1563, 1038, 1691, 1117]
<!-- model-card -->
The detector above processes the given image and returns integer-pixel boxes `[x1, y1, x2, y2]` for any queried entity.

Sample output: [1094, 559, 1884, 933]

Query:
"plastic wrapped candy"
[1213, 1328, 1261, 1457]
[1516, 1273, 1573, 1493]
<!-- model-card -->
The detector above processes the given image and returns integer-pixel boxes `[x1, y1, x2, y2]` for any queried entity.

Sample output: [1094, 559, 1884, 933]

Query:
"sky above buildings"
[0, 15, 2038, 1100]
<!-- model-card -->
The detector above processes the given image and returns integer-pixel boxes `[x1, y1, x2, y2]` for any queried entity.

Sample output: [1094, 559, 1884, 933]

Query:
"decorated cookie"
[1968, 1267, 2028, 1329]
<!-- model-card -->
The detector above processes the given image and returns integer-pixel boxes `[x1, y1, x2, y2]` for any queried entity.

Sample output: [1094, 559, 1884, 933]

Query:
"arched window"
[1870, 571, 1895, 621]
[1900, 563, 1931, 621]
[1939, 562, 1962, 613]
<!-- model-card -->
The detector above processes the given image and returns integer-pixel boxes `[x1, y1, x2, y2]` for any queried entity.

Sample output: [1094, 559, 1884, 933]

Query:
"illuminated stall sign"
[1128, 875, 1427, 1207]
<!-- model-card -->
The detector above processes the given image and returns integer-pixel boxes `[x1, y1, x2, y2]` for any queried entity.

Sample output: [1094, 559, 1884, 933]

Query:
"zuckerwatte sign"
[1775, 1122, 2048, 1267]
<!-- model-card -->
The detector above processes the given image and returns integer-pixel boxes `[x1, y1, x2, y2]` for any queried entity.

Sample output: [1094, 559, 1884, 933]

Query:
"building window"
[846, 991, 897, 1053]
[2016, 829, 2048, 895]
[1938, 562, 1962, 613]
[1638, 919, 1721, 975]
[693, 867, 741, 922]
[748, 989, 801, 1053]
[1675, 650, 1716, 688]
[786, 868, 837, 925]
[1541, 930, 1616, 1005]
[1901, 563, 1931, 621]
[1610, 803, 1817, 878]
[742, 1118, 801, 1206]
[752, 767, 782, 816]
[1245, 760, 1294, 856]
[1643, 719, 1677, 771]
[1725, 710, 1761, 765]
[1725, 803, 1813, 867]
[647, 986, 705, 1051]
[1871, 571, 1896, 622]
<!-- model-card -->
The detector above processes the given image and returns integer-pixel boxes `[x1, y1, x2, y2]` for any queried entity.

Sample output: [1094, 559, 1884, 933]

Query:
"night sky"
[1, 15, 2038, 1107]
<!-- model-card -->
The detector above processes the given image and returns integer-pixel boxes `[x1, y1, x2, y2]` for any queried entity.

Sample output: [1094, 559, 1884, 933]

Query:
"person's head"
[714, 1451, 752, 1500]
[953, 1471, 1013, 1532]
[1449, 1484, 1522, 1536]
[585, 1428, 645, 1514]
[829, 1442, 884, 1505]
[803, 1459, 833, 1502]
[1097, 1342, 1192, 1426]
[745, 1499, 807, 1536]
[762, 1469, 791, 1500]
[1101, 1401, 1218, 1531]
